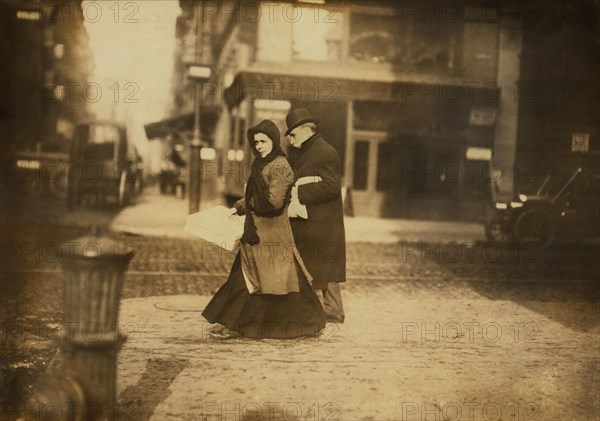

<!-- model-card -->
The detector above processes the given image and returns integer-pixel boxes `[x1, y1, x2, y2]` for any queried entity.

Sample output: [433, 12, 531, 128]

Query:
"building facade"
[167, 0, 597, 221]
[0, 0, 93, 155]
[515, 1, 599, 175]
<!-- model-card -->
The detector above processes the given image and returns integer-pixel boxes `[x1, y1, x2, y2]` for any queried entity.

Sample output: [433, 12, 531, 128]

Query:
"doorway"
[348, 131, 472, 219]
[349, 131, 412, 217]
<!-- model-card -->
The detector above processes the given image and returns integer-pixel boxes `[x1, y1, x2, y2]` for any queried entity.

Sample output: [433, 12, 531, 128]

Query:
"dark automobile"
[67, 121, 139, 208]
[486, 152, 600, 248]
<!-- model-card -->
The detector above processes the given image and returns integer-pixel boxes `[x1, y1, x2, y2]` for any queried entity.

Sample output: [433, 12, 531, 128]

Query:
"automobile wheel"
[116, 171, 129, 208]
[514, 207, 557, 249]
[485, 218, 512, 244]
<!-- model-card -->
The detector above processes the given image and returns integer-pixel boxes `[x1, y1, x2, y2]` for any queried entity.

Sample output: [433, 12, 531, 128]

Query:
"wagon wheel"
[514, 207, 557, 249]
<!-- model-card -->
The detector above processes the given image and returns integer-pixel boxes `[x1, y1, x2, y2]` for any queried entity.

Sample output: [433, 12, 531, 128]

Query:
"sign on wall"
[469, 106, 497, 127]
[571, 132, 589, 152]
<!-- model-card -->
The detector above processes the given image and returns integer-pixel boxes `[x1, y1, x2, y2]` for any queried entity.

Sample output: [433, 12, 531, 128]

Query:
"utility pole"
[187, 2, 211, 214]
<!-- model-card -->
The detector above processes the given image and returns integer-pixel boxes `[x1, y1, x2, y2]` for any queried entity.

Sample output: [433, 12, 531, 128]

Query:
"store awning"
[223, 71, 501, 109]
[144, 105, 220, 140]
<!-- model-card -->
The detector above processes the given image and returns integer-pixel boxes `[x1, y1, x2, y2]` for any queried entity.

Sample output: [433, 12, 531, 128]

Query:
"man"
[285, 108, 346, 323]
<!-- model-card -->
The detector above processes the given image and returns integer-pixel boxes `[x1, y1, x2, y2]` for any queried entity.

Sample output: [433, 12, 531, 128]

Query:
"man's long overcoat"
[288, 134, 346, 290]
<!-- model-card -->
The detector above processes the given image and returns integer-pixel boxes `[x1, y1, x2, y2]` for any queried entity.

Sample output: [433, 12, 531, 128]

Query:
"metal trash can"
[59, 233, 134, 420]
[28, 232, 134, 421]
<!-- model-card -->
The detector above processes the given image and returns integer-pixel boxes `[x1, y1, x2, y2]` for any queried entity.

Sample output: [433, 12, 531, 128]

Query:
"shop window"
[349, 11, 459, 72]
[349, 12, 403, 64]
[353, 141, 369, 190]
[410, 22, 456, 71]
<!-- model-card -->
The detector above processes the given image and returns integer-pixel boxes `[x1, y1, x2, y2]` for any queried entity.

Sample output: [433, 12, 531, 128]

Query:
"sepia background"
[1, 1, 599, 420]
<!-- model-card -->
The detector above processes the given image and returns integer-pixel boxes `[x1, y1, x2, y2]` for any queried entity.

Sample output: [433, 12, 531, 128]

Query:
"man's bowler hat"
[285, 108, 319, 136]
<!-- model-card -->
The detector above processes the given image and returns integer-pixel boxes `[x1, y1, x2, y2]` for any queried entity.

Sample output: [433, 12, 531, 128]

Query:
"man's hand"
[229, 207, 237, 215]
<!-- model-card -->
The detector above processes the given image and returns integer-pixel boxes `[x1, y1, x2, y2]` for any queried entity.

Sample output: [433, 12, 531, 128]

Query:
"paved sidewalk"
[3, 189, 598, 421]
[116, 286, 598, 420]
[106, 190, 598, 421]
[111, 190, 486, 243]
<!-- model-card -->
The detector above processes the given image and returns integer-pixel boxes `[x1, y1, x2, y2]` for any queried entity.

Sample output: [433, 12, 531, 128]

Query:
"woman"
[202, 119, 326, 340]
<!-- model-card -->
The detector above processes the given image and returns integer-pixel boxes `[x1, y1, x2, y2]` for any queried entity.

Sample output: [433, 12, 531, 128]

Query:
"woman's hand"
[229, 207, 237, 216]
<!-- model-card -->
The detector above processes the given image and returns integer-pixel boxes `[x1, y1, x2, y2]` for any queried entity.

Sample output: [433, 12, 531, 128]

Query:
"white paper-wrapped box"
[288, 176, 322, 219]
[184, 206, 244, 251]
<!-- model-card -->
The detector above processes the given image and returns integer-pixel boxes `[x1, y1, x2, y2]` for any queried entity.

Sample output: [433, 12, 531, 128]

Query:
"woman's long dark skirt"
[202, 253, 326, 339]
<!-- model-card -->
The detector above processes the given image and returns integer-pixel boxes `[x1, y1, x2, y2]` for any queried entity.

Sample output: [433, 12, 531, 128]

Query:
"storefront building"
[175, 1, 525, 220]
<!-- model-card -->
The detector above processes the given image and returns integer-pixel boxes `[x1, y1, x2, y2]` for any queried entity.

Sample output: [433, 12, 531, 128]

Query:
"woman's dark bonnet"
[247, 119, 281, 158]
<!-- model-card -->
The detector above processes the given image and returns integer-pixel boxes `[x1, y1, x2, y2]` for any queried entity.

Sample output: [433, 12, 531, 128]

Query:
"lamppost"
[186, 64, 211, 214]
[183, 0, 212, 214]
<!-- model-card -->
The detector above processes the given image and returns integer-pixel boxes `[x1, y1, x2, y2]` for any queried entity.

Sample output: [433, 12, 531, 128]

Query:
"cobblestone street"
[1, 192, 599, 420]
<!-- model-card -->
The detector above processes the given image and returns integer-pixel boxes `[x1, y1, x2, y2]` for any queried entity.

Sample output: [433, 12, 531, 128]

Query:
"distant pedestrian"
[285, 108, 346, 323]
[202, 119, 326, 339]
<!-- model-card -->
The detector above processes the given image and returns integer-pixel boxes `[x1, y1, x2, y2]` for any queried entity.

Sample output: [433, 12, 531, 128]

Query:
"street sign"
[469, 106, 497, 127]
[571, 132, 589, 152]
[466, 147, 492, 161]
[188, 65, 211, 80]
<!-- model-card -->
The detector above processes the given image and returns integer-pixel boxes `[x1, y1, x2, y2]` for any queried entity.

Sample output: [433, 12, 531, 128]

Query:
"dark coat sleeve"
[297, 147, 342, 205]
